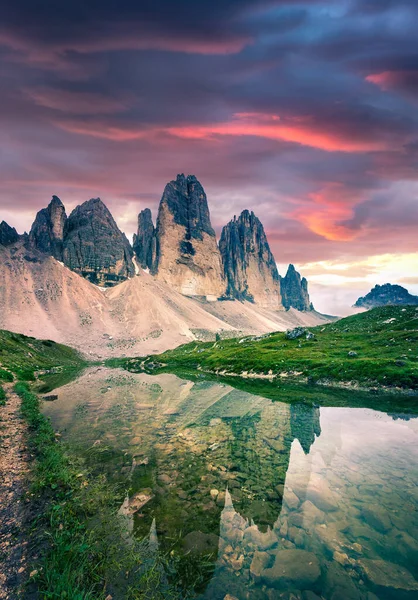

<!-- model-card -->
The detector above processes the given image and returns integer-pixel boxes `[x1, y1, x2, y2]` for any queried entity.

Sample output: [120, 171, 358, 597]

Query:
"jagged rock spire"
[0, 221, 19, 246]
[153, 174, 226, 298]
[219, 210, 282, 308]
[280, 264, 312, 311]
[133, 208, 157, 272]
[29, 195, 67, 260]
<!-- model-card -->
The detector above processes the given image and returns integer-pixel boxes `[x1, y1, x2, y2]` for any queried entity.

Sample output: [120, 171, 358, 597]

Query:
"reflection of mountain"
[43, 369, 322, 591]
[44, 369, 418, 599]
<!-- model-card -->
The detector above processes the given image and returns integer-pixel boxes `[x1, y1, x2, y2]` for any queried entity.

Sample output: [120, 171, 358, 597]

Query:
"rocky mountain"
[0, 241, 330, 358]
[7, 173, 314, 309]
[152, 174, 225, 298]
[280, 264, 312, 311]
[0, 221, 19, 247]
[63, 198, 134, 287]
[133, 208, 157, 272]
[29, 195, 67, 260]
[219, 210, 282, 308]
[354, 283, 418, 308]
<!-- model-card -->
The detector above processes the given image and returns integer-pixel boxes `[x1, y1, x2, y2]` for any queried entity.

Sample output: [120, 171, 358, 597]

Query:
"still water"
[42, 367, 418, 600]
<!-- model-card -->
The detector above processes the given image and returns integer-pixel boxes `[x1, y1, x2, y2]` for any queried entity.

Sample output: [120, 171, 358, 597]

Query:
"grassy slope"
[0, 328, 84, 382]
[120, 306, 418, 390]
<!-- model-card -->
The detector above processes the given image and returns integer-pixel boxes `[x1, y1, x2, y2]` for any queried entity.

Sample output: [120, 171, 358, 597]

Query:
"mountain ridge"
[354, 283, 418, 309]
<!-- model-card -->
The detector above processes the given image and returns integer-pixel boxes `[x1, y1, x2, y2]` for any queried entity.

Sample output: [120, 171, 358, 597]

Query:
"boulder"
[286, 327, 306, 340]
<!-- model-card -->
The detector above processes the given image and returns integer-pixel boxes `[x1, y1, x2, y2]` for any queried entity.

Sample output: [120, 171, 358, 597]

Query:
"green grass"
[115, 306, 418, 391]
[0, 329, 85, 381]
[0, 384, 5, 406]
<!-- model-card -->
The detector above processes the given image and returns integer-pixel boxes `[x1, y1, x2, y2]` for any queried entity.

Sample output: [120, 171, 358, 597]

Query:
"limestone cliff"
[29, 195, 67, 260]
[133, 208, 157, 272]
[0, 221, 19, 246]
[63, 198, 134, 286]
[154, 174, 225, 298]
[280, 264, 312, 311]
[219, 210, 282, 308]
[354, 283, 418, 308]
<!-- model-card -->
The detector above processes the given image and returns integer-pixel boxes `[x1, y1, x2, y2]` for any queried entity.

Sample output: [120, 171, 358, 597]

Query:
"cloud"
[1, 0, 418, 317]
[366, 70, 418, 100]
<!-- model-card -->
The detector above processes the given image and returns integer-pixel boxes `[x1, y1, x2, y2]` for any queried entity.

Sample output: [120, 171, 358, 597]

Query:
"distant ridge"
[354, 283, 418, 309]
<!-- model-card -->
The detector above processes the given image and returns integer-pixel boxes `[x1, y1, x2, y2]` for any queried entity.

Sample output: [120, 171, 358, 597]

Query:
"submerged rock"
[250, 551, 271, 580]
[261, 549, 321, 589]
[358, 558, 418, 596]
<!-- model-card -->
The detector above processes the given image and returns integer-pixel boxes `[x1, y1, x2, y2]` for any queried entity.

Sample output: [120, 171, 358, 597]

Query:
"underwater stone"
[261, 549, 321, 589]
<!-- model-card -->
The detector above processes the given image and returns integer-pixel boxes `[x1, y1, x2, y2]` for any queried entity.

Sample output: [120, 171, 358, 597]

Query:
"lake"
[42, 367, 418, 599]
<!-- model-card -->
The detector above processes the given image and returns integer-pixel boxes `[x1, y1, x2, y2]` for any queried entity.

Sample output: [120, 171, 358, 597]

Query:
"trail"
[0, 385, 29, 599]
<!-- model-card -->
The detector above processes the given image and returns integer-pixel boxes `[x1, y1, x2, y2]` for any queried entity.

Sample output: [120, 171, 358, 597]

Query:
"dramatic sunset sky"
[1, 0, 417, 313]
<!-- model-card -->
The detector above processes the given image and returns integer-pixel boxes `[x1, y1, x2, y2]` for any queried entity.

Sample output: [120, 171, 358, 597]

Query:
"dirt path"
[0, 385, 29, 599]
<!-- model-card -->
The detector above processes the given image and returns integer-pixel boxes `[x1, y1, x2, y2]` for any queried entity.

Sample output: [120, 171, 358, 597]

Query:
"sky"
[1, 0, 417, 314]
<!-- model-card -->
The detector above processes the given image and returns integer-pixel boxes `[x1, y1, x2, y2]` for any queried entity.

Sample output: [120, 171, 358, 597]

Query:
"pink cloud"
[51, 111, 399, 152]
[290, 183, 369, 242]
[366, 70, 418, 93]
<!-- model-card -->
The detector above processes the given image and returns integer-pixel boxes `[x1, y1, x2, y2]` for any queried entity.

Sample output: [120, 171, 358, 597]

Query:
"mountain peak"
[133, 208, 157, 271]
[154, 174, 225, 297]
[29, 196, 67, 259]
[354, 283, 418, 308]
[219, 210, 282, 307]
[280, 264, 312, 311]
[0, 221, 19, 247]
[64, 197, 133, 286]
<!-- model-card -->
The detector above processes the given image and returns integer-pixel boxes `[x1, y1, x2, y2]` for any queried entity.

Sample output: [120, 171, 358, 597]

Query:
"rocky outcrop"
[219, 210, 282, 308]
[0, 221, 19, 246]
[133, 208, 157, 272]
[63, 198, 134, 286]
[29, 196, 67, 260]
[354, 283, 418, 308]
[280, 264, 312, 311]
[153, 174, 225, 298]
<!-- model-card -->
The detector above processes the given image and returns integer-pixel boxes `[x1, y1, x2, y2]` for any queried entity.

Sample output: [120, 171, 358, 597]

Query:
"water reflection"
[43, 368, 418, 599]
